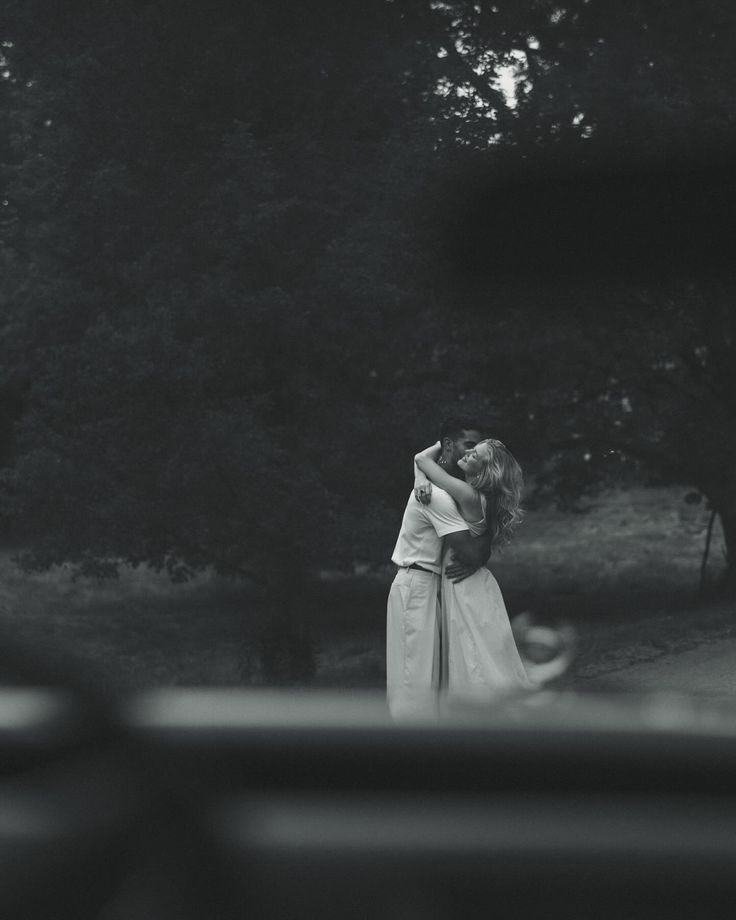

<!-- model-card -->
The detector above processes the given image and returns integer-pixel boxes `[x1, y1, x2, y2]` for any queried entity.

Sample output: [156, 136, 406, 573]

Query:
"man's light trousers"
[386, 567, 441, 720]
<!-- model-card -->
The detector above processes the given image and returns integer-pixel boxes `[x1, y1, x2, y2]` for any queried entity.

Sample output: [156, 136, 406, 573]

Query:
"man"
[386, 417, 491, 719]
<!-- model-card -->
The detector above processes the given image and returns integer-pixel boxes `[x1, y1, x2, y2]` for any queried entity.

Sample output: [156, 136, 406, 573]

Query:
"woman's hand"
[414, 442, 442, 499]
[413, 463, 432, 505]
[414, 481, 433, 505]
[445, 554, 478, 583]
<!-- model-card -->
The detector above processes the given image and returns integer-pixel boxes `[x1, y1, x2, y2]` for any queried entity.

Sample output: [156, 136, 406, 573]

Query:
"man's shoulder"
[403, 487, 459, 518]
[426, 487, 465, 520]
[405, 486, 452, 507]
[428, 486, 454, 506]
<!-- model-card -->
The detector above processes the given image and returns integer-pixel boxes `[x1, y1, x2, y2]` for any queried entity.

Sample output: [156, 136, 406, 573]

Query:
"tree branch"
[418, 3, 515, 134]
[440, 38, 510, 118]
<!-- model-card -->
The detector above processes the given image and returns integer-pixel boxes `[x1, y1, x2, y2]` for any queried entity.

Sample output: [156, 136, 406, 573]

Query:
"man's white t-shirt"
[391, 487, 469, 575]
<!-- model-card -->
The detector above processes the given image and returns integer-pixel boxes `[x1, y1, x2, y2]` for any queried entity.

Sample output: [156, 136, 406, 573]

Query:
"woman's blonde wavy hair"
[466, 438, 524, 550]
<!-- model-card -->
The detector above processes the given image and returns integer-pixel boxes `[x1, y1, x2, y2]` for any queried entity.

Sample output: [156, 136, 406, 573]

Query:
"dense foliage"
[1, 1, 735, 586]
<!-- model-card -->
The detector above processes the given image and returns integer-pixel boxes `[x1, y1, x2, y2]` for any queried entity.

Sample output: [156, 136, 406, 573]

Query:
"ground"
[582, 631, 736, 698]
[0, 484, 732, 694]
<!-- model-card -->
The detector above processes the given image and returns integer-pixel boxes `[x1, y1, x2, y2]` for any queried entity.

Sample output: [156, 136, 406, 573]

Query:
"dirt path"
[578, 632, 736, 697]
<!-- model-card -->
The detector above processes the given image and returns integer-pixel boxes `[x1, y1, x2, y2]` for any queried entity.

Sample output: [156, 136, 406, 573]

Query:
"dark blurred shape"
[3, 687, 736, 917]
[130, 689, 736, 920]
[512, 611, 577, 685]
[443, 147, 736, 284]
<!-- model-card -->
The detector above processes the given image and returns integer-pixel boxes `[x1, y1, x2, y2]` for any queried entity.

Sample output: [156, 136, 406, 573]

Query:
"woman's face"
[458, 441, 491, 478]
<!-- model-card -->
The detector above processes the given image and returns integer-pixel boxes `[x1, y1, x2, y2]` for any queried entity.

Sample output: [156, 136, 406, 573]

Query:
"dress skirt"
[440, 558, 535, 708]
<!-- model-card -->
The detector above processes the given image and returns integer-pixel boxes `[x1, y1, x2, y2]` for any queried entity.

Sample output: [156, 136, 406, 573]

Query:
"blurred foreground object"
[2, 687, 736, 918]
[512, 611, 578, 686]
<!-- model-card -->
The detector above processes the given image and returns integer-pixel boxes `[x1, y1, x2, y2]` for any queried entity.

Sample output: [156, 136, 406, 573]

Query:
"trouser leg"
[386, 569, 440, 720]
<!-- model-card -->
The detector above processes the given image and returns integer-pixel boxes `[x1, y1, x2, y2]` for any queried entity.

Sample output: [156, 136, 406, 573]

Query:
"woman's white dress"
[440, 495, 535, 707]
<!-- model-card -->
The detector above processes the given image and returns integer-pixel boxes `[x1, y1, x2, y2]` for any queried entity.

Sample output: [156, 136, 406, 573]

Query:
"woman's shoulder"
[461, 488, 485, 520]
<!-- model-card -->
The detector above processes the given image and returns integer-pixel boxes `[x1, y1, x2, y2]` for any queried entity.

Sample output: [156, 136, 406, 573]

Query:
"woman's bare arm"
[414, 442, 481, 519]
[444, 529, 492, 577]
[413, 460, 432, 505]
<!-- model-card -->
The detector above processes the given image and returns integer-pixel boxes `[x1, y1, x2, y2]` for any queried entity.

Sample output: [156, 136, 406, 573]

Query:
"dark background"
[1, 0, 735, 689]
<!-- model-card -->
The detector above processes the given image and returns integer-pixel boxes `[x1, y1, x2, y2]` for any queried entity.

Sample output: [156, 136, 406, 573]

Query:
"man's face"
[444, 429, 484, 470]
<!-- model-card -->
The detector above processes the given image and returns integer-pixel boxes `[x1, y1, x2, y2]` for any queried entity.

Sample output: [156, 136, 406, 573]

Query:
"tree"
[399, 0, 736, 587]
[2, 0, 736, 602]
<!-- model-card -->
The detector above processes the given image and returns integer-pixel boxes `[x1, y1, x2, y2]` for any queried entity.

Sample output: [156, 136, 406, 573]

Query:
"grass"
[0, 484, 731, 692]
[492, 485, 728, 618]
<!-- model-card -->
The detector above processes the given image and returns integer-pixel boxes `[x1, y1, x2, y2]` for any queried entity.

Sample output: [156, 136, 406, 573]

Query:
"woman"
[414, 439, 536, 706]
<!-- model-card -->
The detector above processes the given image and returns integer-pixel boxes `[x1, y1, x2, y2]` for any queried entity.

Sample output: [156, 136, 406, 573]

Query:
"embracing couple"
[387, 416, 535, 719]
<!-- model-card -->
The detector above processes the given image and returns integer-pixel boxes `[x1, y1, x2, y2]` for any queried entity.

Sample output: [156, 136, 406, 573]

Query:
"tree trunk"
[719, 508, 736, 592]
[699, 508, 717, 596]
[250, 572, 316, 686]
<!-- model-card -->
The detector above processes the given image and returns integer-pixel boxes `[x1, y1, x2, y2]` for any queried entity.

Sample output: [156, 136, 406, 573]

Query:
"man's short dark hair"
[439, 416, 488, 443]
